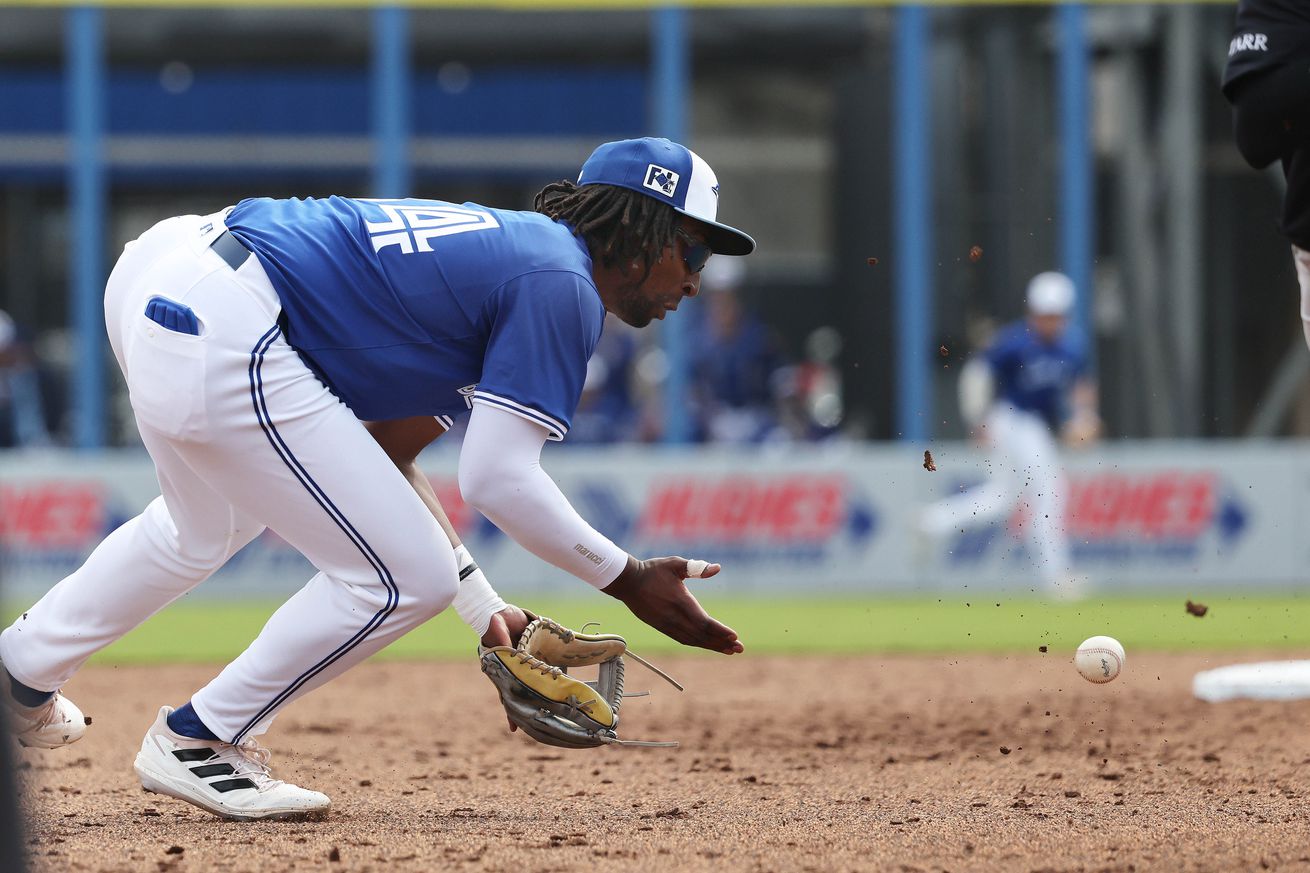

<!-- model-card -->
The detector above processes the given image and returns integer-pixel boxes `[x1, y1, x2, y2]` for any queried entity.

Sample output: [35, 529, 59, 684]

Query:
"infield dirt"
[14, 652, 1310, 872]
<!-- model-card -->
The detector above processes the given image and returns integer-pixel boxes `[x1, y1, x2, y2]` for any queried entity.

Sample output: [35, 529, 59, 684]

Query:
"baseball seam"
[1078, 647, 1122, 683]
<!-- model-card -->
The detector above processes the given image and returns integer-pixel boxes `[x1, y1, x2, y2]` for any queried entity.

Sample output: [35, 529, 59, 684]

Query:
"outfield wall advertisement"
[1, 442, 1306, 599]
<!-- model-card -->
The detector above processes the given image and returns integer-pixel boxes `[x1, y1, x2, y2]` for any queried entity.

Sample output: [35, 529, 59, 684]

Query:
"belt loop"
[211, 230, 251, 271]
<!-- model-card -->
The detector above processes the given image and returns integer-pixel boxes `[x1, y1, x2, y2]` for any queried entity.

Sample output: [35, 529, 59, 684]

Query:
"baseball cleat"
[4, 690, 87, 749]
[134, 706, 330, 821]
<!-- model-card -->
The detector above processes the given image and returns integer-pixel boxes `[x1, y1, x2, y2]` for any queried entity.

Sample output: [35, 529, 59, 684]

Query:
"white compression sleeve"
[450, 543, 507, 637]
[459, 402, 629, 589]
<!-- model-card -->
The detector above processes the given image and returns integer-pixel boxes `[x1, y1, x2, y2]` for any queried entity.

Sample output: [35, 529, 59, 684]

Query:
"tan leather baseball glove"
[479, 617, 682, 749]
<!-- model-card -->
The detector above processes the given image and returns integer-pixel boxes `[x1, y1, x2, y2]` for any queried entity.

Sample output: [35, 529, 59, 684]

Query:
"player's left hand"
[479, 616, 683, 749]
[480, 604, 536, 650]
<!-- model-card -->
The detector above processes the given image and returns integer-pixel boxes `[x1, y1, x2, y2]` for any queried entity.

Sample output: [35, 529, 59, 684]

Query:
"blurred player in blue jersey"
[919, 272, 1101, 598]
[1223, 1, 1310, 350]
[0, 137, 753, 820]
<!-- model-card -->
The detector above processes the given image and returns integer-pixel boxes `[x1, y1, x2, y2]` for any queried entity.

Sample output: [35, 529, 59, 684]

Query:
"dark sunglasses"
[675, 229, 713, 274]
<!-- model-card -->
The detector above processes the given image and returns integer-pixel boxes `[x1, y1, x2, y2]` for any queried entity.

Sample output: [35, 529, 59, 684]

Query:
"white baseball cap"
[1026, 272, 1076, 316]
[577, 137, 756, 256]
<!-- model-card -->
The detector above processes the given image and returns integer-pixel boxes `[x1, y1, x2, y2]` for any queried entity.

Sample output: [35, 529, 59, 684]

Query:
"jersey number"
[363, 202, 499, 255]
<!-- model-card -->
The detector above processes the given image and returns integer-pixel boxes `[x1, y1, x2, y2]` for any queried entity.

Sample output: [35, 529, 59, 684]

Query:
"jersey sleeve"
[473, 271, 603, 441]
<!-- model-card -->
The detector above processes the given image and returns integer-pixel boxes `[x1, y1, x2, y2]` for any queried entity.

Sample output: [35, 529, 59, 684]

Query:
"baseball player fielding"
[0, 137, 753, 822]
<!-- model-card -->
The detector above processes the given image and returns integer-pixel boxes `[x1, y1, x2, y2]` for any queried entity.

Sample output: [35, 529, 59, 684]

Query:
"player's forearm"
[364, 415, 465, 547]
[459, 403, 628, 589]
[1072, 380, 1099, 418]
[365, 416, 509, 635]
[396, 459, 462, 547]
[392, 458, 509, 636]
[462, 463, 628, 588]
[958, 357, 995, 428]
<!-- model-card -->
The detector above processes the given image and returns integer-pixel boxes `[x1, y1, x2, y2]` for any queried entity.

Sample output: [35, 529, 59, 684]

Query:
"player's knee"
[392, 547, 459, 617]
[423, 570, 460, 615]
[402, 575, 458, 619]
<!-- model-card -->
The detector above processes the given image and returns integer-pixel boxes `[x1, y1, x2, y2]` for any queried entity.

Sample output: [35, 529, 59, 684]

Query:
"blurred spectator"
[775, 326, 845, 441]
[691, 258, 788, 443]
[0, 310, 52, 448]
[568, 314, 642, 444]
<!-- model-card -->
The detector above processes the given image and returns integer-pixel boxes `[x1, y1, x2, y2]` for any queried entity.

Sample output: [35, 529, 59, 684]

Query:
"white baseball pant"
[0, 212, 458, 742]
[919, 404, 1072, 586]
[1294, 244, 1310, 352]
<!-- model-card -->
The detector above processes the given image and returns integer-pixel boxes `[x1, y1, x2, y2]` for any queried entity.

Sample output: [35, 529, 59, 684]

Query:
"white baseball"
[685, 559, 709, 578]
[1074, 635, 1125, 684]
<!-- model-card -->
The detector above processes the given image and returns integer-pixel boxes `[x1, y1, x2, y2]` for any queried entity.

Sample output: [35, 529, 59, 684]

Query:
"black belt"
[211, 230, 252, 270]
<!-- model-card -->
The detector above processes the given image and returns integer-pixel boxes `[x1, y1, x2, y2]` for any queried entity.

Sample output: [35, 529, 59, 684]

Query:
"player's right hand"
[602, 556, 743, 655]
[1061, 413, 1102, 448]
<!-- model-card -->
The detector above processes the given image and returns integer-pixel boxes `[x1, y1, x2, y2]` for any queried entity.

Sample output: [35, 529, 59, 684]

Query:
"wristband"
[451, 544, 508, 637]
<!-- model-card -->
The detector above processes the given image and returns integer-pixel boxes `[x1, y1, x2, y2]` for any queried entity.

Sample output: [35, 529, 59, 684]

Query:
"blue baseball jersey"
[983, 321, 1088, 429]
[224, 196, 605, 439]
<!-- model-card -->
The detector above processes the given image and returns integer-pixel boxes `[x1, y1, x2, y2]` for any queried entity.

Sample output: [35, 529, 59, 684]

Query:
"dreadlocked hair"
[533, 180, 678, 278]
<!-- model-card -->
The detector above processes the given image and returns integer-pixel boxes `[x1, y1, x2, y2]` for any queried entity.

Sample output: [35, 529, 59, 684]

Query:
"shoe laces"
[219, 738, 283, 791]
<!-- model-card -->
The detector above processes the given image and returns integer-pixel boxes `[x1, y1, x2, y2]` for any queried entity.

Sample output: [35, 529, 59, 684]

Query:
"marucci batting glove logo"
[643, 164, 680, 197]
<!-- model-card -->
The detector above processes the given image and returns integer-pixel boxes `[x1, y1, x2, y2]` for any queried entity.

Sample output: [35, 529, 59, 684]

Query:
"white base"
[1193, 660, 1310, 702]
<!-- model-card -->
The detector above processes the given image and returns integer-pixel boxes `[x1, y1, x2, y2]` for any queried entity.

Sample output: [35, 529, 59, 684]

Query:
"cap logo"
[643, 164, 680, 197]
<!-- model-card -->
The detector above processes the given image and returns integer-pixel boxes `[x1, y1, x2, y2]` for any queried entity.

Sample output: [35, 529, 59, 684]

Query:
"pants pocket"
[125, 312, 209, 439]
